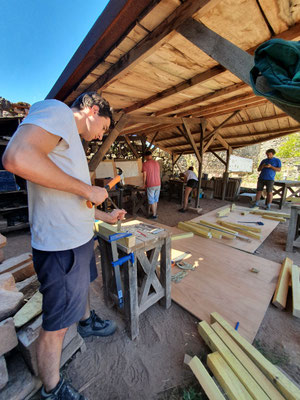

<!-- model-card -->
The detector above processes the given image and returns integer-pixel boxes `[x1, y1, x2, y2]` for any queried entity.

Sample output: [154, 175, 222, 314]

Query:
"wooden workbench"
[95, 220, 171, 340]
[273, 180, 300, 209]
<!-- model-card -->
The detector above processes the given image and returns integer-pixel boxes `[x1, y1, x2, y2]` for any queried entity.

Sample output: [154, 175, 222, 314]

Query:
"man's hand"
[108, 209, 127, 224]
[87, 186, 108, 206]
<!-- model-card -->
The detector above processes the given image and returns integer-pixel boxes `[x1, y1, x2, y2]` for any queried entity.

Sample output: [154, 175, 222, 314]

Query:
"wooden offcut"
[207, 352, 252, 400]
[272, 257, 293, 309]
[211, 312, 300, 400]
[178, 221, 212, 239]
[291, 264, 300, 318]
[13, 291, 43, 329]
[198, 321, 269, 400]
[187, 355, 225, 400]
[216, 207, 231, 217]
[94, 221, 136, 247]
[0, 253, 32, 275]
[0, 234, 7, 249]
[171, 232, 194, 241]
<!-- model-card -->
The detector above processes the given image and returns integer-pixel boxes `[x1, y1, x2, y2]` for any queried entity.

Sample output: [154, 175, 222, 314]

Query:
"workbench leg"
[286, 206, 299, 252]
[279, 186, 287, 209]
[159, 237, 171, 309]
[98, 239, 114, 308]
[124, 257, 139, 340]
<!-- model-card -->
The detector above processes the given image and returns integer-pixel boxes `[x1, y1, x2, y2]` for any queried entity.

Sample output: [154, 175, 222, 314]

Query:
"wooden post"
[222, 148, 231, 200]
[195, 122, 205, 207]
[89, 114, 127, 171]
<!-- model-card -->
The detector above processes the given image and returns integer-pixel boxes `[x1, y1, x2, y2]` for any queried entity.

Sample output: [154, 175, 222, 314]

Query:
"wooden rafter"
[220, 113, 287, 129]
[85, 0, 222, 93]
[176, 18, 300, 122]
[124, 135, 139, 158]
[211, 150, 226, 165]
[182, 119, 202, 163]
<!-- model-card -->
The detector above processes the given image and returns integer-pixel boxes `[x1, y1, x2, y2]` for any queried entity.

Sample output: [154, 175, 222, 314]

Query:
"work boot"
[77, 310, 117, 338]
[178, 208, 186, 213]
[40, 376, 87, 399]
[250, 202, 259, 208]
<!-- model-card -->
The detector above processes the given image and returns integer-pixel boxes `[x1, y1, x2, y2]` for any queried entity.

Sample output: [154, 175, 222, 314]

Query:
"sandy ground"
[4, 197, 300, 399]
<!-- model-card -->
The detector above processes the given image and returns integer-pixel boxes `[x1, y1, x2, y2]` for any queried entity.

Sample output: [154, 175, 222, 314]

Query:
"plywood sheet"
[136, 218, 280, 342]
[191, 206, 279, 253]
[170, 228, 281, 342]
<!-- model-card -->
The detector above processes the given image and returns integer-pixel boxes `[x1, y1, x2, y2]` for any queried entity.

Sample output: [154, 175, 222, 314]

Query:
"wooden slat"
[291, 264, 300, 318]
[211, 312, 300, 400]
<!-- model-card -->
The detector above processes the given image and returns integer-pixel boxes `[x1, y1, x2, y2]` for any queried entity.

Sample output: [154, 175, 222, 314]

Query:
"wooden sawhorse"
[96, 224, 171, 339]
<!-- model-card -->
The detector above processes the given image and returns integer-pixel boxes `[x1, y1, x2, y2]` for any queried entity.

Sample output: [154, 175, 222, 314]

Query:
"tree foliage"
[277, 133, 300, 158]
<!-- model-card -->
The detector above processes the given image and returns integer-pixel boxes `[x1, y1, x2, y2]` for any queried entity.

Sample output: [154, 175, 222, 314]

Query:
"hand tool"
[86, 175, 121, 208]
[108, 232, 134, 308]
[237, 221, 264, 225]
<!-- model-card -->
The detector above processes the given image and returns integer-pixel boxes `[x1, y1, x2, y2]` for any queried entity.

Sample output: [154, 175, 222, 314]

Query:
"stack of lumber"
[186, 312, 300, 400]
[250, 210, 290, 222]
[0, 234, 7, 264]
[272, 257, 300, 318]
[178, 220, 237, 240]
[217, 220, 262, 240]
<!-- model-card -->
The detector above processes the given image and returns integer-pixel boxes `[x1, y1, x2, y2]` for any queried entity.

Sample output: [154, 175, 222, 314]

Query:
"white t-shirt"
[185, 170, 198, 181]
[20, 100, 94, 251]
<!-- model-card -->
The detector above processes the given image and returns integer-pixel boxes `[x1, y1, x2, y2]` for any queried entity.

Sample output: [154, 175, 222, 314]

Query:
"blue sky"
[0, 0, 110, 105]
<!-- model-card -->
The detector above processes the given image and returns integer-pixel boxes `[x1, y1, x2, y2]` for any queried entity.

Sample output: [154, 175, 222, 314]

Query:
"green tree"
[277, 133, 300, 158]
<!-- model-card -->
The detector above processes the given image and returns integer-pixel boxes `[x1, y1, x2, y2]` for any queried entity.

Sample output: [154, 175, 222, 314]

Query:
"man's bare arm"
[2, 124, 107, 205]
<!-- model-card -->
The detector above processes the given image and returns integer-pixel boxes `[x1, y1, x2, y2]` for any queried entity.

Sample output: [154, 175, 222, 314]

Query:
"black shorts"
[32, 238, 97, 331]
[187, 179, 198, 189]
[257, 179, 274, 193]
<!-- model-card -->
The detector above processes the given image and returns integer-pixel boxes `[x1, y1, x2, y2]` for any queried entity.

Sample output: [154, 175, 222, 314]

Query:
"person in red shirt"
[142, 151, 161, 219]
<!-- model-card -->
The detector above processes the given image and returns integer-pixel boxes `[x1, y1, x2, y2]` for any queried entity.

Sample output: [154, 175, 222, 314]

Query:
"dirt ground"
[4, 197, 300, 399]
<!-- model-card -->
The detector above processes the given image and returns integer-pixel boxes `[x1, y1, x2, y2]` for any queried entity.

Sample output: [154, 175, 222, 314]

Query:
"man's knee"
[39, 327, 68, 342]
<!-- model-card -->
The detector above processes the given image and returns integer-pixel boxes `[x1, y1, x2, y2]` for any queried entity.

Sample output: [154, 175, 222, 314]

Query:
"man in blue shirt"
[252, 148, 281, 210]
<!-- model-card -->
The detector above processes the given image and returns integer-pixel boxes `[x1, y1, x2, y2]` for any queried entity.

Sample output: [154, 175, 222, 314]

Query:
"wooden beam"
[211, 150, 226, 166]
[292, 264, 300, 318]
[176, 18, 300, 123]
[126, 115, 202, 125]
[146, 131, 159, 151]
[215, 134, 230, 151]
[182, 119, 202, 163]
[220, 113, 287, 130]
[272, 257, 293, 309]
[203, 111, 240, 143]
[198, 321, 270, 400]
[187, 356, 225, 400]
[123, 65, 226, 114]
[156, 82, 248, 117]
[85, 0, 223, 93]
[89, 114, 128, 171]
[211, 312, 300, 400]
[124, 135, 139, 158]
[203, 134, 217, 154]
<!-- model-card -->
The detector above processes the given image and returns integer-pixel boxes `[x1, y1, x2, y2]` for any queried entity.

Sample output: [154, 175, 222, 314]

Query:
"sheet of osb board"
[136, 218, 280, 342]
[190, 205, 279, 253]
[169, 227, 281, 342]
[197, 0, 271, 50]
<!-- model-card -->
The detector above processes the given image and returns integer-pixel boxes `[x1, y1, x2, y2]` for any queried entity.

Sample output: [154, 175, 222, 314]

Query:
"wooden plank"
[187, 355, 225, 400]
[191, 206, 279, 253]
[291, 264, 300, 318]
[218, 221, 261, 233]
[210, 312, 300, 400]
[262, 215, 285, 222]
[171, 232, 194, 241]
[216, 207, 230, 217]
[177, 221, 212, 239]
[13, 291, 42, 329]
[211, 323, 285, 400]
[198, 321, 270, 400]
[250, 210, 290, 219]
[272, 257, 293, 310]
[218, 221, 261, 240]
[207, 352, 253, 400]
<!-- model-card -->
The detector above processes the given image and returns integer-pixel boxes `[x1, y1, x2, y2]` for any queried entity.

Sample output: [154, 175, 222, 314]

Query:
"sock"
[255, 201, 259, 206]
[41, 377, 63, 396]
[267, 204, 271, 209]
[79, 313, 92, 326]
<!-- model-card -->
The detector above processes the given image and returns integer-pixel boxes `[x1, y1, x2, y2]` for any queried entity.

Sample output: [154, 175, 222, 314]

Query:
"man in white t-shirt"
[2, 92, 125, 400]
[178, 166, 199, 213]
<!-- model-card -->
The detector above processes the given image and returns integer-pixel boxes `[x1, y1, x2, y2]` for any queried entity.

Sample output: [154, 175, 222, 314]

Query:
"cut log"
[272, 258, 293, 309]
[0, 289, 24, 321]
[9, 261, 35, 283]
[0, 273, 17, 292]
[13, 291, 42, 329]
[210, 312, 300, 400]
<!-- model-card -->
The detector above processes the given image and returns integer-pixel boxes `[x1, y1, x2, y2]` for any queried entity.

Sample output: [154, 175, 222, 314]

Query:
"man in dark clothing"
[252, 148, 281, 210]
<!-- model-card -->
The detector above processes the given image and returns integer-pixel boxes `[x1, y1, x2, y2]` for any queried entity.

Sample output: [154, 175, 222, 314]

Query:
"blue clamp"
[108, 232, 132, 242]
[111, 252, 135, 267]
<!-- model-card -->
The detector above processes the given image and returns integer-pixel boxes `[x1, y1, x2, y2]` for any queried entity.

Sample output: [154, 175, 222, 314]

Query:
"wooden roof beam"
[219, 113, 287, 129]
[124, 135, 140, 158]
[176, 18, 300, 123]
[85, 0, 223, 93]
[182, 119, 202, 163]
